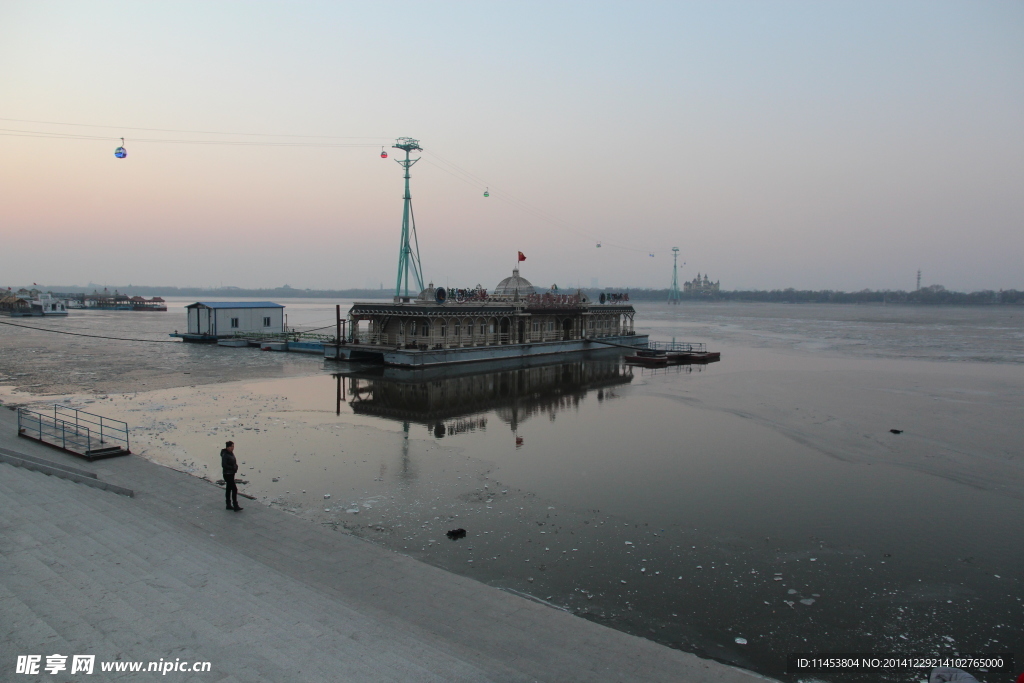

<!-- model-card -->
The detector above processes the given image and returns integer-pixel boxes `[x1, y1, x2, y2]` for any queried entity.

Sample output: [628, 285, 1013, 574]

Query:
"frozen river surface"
[2, 300, 1022, 682]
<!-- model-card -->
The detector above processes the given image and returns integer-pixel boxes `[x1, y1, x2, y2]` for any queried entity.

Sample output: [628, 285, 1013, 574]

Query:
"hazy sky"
[2, 1, 1022, 292]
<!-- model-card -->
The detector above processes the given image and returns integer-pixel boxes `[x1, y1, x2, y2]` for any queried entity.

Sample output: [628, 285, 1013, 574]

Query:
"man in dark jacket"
[221, 441, 242, 511]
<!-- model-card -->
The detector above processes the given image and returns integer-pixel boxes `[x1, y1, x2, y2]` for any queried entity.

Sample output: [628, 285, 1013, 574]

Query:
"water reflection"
[335, 358, 634, 436]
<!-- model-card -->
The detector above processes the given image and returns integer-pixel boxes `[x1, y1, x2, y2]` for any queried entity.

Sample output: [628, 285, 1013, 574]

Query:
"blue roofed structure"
[179, 301, 285, 340]
[187, 301, 284, 309]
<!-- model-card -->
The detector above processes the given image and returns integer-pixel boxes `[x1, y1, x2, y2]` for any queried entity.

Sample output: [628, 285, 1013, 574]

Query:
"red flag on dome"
[518, 251, 526, 262]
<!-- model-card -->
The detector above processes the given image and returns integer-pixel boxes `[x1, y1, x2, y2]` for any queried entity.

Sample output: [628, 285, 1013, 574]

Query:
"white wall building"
[185, 302, 284, 338]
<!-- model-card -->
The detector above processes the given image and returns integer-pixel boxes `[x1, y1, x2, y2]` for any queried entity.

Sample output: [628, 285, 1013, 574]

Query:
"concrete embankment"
[0, 407, 773, 682]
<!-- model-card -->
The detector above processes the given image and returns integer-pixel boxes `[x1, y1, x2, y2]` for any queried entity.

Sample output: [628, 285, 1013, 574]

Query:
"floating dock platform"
[326, 334, 647, 368]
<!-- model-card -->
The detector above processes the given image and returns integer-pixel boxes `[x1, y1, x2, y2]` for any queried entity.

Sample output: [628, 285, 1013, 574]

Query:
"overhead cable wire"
[0, 319, 180, 343]
[1, 115, 666, 255]
[0, 129, 381, 148]
[0, 117, 388, 140]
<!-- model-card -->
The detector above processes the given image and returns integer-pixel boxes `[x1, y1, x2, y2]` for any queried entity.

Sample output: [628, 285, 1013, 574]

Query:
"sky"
[2, 1, 1022, 293]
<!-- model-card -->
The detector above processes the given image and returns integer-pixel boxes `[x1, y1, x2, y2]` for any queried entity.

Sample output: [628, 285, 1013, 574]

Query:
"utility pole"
[393, 137, 424, 299]
[668, 247, 681, 304]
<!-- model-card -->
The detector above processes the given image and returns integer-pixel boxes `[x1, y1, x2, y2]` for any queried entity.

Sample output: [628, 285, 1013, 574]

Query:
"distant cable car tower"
[392, 137, 425, 299]
[668, 247, 681, 304]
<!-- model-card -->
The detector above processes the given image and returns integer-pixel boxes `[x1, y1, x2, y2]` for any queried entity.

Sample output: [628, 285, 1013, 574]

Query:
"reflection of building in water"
[683, 273, 720, 295]
[340, 359, 633, 434]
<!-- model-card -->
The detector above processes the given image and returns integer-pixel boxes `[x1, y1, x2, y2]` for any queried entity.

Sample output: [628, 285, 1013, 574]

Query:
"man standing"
[221, 440, 242, 511]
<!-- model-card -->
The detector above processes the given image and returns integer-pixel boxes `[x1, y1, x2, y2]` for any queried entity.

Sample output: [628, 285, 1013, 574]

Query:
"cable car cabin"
[179, 302, 285, 341]
[114, 137, 127, 158]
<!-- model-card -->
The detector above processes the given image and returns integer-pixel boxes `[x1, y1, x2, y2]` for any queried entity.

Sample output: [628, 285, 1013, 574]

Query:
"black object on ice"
[446, 528, 467, 540]
[890, 429, 903, 434]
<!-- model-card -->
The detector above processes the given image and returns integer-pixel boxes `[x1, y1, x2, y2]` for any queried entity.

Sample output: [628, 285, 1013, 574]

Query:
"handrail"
[232, 331, 334, 343]
[646, 341, 707, 353]
[19, 408, 93, 454]
[52, 405, 130, 452]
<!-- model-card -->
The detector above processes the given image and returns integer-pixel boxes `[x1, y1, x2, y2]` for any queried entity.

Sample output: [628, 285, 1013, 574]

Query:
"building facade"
[348, 270, 636, 350]
[683, 273, 720, 295]
[185, 302, 285, 338]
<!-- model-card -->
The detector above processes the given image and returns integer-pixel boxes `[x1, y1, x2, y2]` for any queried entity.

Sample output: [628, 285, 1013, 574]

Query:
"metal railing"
[350, 329, 644, 348]
[232, 331, 335, 343]
[352, 332, 518, 348]
[17, 405, 130, 455]
[647, 341, 707, 353]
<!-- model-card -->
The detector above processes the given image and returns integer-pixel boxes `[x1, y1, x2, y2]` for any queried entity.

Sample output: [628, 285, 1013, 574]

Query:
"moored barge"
[327, 268, 648, 367]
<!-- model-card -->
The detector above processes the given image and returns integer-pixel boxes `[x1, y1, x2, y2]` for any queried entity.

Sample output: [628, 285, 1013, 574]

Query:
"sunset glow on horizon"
[2, 2, 1022, 292]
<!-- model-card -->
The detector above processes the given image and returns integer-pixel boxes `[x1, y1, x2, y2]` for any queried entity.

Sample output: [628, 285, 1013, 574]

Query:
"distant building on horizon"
[683, 273, 720, 295]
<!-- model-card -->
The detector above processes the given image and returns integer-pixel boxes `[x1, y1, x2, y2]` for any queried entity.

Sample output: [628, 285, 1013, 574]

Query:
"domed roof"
[494, 268, 536, 296]
[416, 282, 438, 302]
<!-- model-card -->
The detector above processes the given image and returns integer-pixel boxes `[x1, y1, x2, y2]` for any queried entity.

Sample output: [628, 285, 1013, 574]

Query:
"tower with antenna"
[668, 247, 681, 304]
[393, 137, 424, 300]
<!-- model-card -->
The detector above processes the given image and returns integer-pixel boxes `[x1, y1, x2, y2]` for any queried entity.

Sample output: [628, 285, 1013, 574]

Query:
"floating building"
[174, 302, 285, 341]
[329, 268, 646, 368]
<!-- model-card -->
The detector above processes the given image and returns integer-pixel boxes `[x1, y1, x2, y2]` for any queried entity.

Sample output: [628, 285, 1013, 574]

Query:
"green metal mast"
[393, 137, 424, 299]
[668, 247, 681, 304]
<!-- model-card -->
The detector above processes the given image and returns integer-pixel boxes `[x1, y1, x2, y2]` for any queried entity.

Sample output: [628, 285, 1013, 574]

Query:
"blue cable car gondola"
[114, 138, 127, 159]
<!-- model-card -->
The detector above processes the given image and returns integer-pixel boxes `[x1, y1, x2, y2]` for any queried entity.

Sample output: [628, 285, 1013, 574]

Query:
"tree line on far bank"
[623, 286, 1023, 305]
[24, 284, 1024, 305]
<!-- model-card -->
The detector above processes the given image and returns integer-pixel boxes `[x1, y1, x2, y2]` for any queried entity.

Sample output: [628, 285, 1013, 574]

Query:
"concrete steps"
[0, 463, 488, 683]
[0, 399, 772, 683]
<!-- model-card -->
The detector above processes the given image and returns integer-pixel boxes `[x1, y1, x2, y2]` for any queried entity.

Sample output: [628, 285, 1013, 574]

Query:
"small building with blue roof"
[180, 301, 285, 341]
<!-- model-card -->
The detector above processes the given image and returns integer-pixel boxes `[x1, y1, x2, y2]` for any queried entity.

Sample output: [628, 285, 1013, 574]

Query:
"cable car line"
[0, 129, 382, 148]
[2, 116, 668, 256]
[0, 116, 388, 140]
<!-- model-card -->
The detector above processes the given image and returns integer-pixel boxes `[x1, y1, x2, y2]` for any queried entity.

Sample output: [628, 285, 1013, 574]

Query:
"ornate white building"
[683, 273, 720, 294]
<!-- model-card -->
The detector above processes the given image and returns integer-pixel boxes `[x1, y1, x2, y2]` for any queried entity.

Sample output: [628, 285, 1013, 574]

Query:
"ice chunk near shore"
[734, 637, 747, 645]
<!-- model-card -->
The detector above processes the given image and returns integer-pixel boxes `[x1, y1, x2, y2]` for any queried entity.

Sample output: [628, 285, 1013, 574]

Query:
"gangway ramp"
[17, 404, 131, 460]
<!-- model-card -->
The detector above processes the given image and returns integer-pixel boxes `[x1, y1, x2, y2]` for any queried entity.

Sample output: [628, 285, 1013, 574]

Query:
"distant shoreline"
[9, 284, 1022, 306]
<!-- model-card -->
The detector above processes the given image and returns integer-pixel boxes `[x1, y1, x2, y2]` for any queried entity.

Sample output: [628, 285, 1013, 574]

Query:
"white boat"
[31, 294, 69, 316]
